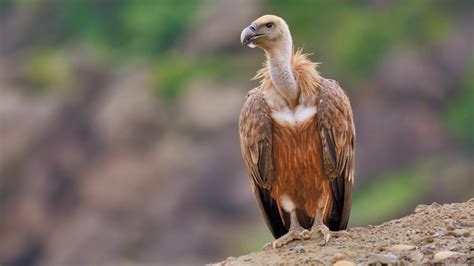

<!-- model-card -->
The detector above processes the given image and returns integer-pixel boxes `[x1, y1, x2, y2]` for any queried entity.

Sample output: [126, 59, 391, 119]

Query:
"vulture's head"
[240, 15, 291, 51]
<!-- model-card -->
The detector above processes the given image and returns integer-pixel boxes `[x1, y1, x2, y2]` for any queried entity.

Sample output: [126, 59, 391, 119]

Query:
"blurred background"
[0, 0, 473, 265]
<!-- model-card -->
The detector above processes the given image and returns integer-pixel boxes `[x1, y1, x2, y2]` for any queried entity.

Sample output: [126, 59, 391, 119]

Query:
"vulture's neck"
[265, 36, 298, 109]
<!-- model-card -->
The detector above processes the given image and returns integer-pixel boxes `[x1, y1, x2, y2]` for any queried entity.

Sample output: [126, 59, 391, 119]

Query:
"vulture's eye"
[265, 22, 274, 29]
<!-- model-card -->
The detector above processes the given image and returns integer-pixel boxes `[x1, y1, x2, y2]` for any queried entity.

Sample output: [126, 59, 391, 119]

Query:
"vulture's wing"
[317, 79, 355, 231]
[239, 88, 287, 238]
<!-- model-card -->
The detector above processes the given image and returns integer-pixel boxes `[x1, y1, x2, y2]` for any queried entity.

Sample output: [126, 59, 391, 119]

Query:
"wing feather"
[239, 88, 287, 238]
[317, 79, 355, 230]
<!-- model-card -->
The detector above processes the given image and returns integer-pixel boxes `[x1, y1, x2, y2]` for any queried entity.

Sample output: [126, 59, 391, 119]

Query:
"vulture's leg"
[263, 209, 309, 250]
[308, 207, 331, 245]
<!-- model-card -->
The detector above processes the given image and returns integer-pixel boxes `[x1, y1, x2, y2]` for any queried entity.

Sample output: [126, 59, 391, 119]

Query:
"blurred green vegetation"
[444, 56, 474, 152]
[268, 0, 452, 83]
[23, 49, 73, 91]
[55, 0, 200, 57]
[237, 225, 273, 255]
[153, 54, 253, 102]
[350, 168, 427, 226]
[351, 157, 474, 226]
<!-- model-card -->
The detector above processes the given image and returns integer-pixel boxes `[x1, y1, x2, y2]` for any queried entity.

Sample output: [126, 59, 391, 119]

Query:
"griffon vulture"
[239, 15, 355, 249]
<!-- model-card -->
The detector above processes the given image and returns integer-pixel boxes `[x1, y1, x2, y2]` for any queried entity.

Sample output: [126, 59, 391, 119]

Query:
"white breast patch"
[271, 105, 317, 125]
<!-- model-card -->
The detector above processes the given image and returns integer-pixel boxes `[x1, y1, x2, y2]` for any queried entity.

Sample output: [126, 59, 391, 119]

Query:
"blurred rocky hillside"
[0, 0, 473, 265]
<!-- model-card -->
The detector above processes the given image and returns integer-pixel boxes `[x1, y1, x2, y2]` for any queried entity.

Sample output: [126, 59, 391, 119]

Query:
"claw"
[310, 224, 331, 245]
[262, 228, 307, 250]
[272, 240, 280, 249]
[300, 229, 311, 239]
[262, 242, 273, 251]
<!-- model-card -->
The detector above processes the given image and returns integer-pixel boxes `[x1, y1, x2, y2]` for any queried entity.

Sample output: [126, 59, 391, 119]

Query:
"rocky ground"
[214, 199, 474, 265]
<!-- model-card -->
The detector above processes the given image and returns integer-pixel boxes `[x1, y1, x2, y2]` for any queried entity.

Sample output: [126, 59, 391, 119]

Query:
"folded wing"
[239, 88, 287, 238]
[317, 79, 356, 230]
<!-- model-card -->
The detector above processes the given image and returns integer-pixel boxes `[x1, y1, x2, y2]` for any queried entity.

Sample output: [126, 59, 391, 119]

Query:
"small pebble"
[388, 244, 416, 253]
[386, 252, 398, 260]
[438, 241, 448, 248]
[408, 250, 424, 262]
[451, 228, 470, 237]
[333, 260, 355, 266]
[424, 244, 435, 250]
[367, 253, 397, 264]
[446, 223, 455, 231]
[450, 246, 460, 252]
[423, 235, 434, 243]
[415, 205, 427, 212]
[434, 250, 461, 261]
[460, 221, 474, 227]
[293, 245, 305, 253]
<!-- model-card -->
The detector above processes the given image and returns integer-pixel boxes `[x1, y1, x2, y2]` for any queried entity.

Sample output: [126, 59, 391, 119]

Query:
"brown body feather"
[271, 117, 332, 229]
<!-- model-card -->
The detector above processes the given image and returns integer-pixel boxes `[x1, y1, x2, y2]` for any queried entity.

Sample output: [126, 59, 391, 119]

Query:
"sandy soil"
[213, 199, 474, 265]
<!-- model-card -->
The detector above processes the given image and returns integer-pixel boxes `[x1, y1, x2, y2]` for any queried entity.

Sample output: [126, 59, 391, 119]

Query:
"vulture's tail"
[326, 175, 353, 231]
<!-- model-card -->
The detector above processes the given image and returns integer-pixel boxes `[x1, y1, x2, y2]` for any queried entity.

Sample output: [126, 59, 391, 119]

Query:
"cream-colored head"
[241, 15, 298, 107]
[240, 15, 292, 52]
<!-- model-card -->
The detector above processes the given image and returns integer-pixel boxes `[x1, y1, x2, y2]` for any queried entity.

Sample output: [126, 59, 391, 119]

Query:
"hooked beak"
[240, 23, 264, 47]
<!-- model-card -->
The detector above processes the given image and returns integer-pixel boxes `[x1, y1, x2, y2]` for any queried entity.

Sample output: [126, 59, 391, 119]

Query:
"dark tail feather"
[255, 187, 288, 238]
[326, 176, 352, 231]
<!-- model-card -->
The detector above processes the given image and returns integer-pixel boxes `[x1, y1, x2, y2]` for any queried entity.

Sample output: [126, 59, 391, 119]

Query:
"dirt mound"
[214, 200, 474, 265]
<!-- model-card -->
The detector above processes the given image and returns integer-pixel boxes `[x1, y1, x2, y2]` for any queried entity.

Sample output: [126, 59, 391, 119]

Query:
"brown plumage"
[239, 15, 355, 249]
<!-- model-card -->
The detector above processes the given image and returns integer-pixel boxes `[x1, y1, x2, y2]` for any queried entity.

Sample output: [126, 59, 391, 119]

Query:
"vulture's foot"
[263, 228, 309, 250]
[308, 224, 331, 245]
